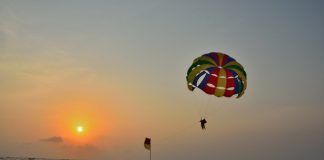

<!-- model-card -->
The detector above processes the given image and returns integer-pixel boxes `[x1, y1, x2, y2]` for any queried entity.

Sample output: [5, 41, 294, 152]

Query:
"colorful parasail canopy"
[186, 52, 247, 98]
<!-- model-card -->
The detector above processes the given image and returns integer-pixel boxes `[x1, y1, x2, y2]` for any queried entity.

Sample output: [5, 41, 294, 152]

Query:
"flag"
[144, 137, 151, 150]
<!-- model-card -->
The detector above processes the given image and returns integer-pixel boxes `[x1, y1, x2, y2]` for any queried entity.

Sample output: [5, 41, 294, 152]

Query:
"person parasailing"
[186, 52, 247, 130]
[200, 118, 207, 130]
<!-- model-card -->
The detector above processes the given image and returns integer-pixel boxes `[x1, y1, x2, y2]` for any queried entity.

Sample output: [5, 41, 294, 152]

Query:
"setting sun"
[76, 126, 84, 133]
[49, 99, 115, 145]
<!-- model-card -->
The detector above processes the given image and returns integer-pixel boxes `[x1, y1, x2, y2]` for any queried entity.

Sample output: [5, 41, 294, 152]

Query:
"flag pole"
[144, 137, 151, 160]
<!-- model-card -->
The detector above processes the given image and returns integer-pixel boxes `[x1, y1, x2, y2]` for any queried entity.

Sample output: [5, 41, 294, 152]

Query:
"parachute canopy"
[186, 52, 247, 98]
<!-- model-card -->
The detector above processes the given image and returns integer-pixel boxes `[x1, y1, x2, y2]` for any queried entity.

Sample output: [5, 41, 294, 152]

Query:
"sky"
[1, 0, 324, 160]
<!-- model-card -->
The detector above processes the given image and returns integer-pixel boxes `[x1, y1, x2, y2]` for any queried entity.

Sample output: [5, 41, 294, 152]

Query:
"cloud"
[40, 136, 63, 143]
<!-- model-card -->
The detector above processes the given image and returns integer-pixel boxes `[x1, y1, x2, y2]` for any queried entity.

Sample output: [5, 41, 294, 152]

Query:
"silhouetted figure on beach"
[200, 118, 207, 130]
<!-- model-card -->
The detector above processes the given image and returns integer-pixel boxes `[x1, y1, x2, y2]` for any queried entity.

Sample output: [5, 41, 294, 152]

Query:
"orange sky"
[1, 1, 324, 160]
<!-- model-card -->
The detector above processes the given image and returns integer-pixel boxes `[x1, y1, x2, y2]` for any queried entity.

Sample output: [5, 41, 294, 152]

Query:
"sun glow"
[49, 98, 116, 145]
[76, 126, 84, 133]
